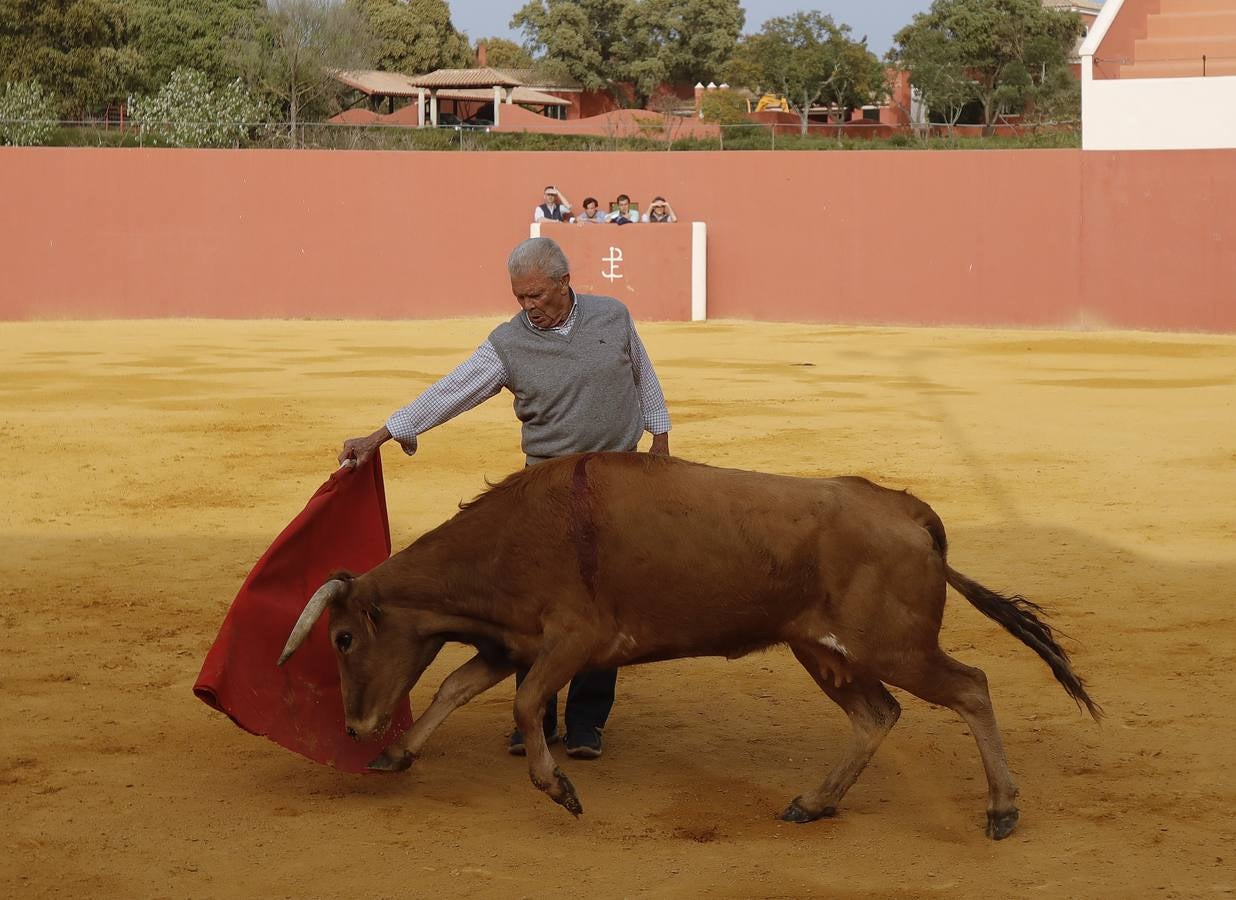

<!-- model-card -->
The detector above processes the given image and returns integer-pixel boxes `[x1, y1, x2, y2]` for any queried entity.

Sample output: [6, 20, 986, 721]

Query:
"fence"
[0, 117, 1081, 152]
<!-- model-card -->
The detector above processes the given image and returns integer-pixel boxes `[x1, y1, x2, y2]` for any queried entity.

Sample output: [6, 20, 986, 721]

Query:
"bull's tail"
[945, 566, 1102, 721]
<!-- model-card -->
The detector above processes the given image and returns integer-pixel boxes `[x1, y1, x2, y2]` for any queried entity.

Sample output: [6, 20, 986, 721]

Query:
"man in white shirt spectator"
[643, 196, 678, 223]
[575, 197, 608, 223]
[533, 186, 572, 223]
[609, 194, 638, 225]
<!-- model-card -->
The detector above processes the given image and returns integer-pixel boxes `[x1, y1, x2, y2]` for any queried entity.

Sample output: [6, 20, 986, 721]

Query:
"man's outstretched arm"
[338, 343, 506, 466]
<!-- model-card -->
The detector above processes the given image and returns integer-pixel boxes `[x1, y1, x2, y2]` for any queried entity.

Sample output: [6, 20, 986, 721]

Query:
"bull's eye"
[335, 632, 353, 652]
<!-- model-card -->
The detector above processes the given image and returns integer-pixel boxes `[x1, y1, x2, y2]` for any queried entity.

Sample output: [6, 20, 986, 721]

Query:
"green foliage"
[476, 37, 534, 70]
[512, 0, 742, 104]
[127, 1, 266, 94]
[511, 0, 624, 92]
[348, 0, 472, 75]
[614, 0, 744, 105]
[234, 0, 374, 141]
[129, 68, 268, 148]
[0, 0, 143, 116]
[0, 79, 57, 145]
[727, 12, 882, 135]
[890, 0, 1083, 134]
[699, 89, 748, 125]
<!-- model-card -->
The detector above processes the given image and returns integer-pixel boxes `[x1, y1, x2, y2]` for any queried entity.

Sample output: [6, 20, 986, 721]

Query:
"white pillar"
[691, 221, 707, 322]
[430, 91, 438, 127]
[417, 89, 426, 128]
[493, 85, 502, 128]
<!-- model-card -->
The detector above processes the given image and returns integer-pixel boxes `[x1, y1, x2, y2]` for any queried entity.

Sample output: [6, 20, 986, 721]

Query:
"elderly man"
[339, 237, 671, 760]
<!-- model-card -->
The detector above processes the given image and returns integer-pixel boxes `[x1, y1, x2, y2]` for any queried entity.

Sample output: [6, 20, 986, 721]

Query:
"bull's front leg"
[369, 652, 513, 771]
[513, 651, 588, 817]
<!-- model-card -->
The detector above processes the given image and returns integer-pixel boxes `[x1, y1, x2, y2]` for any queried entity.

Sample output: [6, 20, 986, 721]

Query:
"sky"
[451, 1, 938, 60]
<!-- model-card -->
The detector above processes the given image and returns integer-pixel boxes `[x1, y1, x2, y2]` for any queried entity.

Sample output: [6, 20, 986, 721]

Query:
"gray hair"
[507, 237, 570, 280]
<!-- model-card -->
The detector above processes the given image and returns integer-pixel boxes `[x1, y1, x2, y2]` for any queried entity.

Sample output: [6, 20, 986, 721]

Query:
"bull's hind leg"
[368, 653, 514, 771]
[513, 647, 591, 817]
[781, 643, 901, 824]
[886, 651, 1020, 840]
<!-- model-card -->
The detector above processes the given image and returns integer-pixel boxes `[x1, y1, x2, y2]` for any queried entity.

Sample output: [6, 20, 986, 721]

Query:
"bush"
[0, 81, 58, 146]
[130, 68, 268, 148]
[699, 91, 749, 127]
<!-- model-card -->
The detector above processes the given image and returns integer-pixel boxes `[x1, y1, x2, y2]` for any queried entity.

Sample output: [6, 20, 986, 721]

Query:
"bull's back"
[575, 455, 932, 657]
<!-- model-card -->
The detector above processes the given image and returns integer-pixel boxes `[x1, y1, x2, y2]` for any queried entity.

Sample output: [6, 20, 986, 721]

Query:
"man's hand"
[649, 432, 670, 456]
[338, 426, 391, 468]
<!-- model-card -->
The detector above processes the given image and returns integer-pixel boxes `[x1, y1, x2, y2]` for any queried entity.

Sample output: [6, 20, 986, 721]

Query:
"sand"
[2, 319, 1234, 898]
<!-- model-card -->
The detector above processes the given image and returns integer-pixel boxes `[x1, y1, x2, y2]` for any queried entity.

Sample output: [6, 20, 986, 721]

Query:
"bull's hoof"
[367, 748, 414, 772]
[552, 767, 583, 818]
[986, 808, 1020, 841]
[779, 797, 837, 824]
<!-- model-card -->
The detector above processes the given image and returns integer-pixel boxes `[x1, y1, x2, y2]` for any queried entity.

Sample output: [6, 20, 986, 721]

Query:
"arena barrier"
[531, 221, 706, 322]
[1, 147, 1233, 331]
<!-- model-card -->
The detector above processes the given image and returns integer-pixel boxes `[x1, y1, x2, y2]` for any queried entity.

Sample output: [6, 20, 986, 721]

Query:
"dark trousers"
[515, 668, 617, 736]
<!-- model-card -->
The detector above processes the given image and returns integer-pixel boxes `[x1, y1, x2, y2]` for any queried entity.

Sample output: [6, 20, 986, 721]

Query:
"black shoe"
[565, 727, 603, 760]
[508, 727, 560, 756]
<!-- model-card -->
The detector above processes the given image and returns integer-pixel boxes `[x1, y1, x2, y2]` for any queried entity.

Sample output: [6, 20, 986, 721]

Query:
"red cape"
[194, 455, 413, 772]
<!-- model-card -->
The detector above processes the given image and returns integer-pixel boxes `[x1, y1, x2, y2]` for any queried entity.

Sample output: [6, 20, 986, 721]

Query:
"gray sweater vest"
[488, 294, 645, 464]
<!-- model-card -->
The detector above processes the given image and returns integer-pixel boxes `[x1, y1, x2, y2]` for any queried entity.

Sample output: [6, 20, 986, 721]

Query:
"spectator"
[576, 197, 608, 223]
[534, 186, 572, 223]
[642, 196, 678, 223]
[609, 194, 638, 226]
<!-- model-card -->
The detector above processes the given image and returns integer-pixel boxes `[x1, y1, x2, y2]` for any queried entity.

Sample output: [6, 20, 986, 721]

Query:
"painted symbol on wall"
[602, 246, 624, 282]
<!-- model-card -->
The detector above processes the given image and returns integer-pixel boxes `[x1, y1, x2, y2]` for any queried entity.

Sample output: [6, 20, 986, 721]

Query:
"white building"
[1081, 0, 1236, 149]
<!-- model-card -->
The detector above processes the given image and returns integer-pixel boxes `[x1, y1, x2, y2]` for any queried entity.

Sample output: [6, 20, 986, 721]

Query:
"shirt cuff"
[385, 413, 419, 456]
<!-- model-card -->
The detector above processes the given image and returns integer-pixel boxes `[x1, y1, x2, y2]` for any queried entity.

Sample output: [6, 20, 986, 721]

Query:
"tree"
[475, 37, 533, 70]
[0, 0, 144, 116]
[127, 0, 266, 93]
[511, 0, 630, 92]
[727, 12, 881, 137]
[891, 27, 974, 135]
[234, 0, 373, 145]
[348, 0, 471, 75]
[815, 30, 885, 127]
[130, 67, 269, 147]
[0, 80, 57, 145]
[889, 0, 1082, 136]
[513, 0, 743, 108]
[614, 0, 744, 107]
[698, 87, 748, 149]
[1022, 60, 1080, 132]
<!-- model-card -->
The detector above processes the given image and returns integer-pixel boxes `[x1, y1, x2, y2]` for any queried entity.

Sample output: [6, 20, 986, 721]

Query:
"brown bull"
[279, 452, 1100, 839]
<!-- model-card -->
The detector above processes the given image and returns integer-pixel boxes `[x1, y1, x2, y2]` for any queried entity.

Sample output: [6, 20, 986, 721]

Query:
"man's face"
[544, 190, 558, 206]
[618, 199, 630, 213]
[511, 270, 572, 328]
[584, 202, 597, 216]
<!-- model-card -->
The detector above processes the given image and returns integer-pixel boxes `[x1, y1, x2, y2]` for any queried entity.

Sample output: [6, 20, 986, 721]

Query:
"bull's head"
[278, 574, 432, 742]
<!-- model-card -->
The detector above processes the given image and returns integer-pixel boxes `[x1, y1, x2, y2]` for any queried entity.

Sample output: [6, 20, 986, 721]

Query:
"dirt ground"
[2, 318, 1234, 899]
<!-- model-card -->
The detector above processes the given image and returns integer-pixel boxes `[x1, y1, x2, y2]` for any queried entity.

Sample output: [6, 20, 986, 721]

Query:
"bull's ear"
[277, 578, 351, 665]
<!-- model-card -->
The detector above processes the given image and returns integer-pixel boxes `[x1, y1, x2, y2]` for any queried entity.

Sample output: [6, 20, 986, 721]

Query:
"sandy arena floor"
[1, 319, 1234, 898]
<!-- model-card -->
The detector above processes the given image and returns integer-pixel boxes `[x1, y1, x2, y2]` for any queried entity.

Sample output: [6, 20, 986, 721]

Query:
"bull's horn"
[277, 579, 349, 666]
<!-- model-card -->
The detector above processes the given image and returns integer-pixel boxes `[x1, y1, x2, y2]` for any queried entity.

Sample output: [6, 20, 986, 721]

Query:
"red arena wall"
[1, 147, 1234, 331]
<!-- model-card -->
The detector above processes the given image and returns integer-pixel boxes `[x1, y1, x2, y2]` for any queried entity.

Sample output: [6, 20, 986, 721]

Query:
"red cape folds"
[193, 455, 413, 772]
